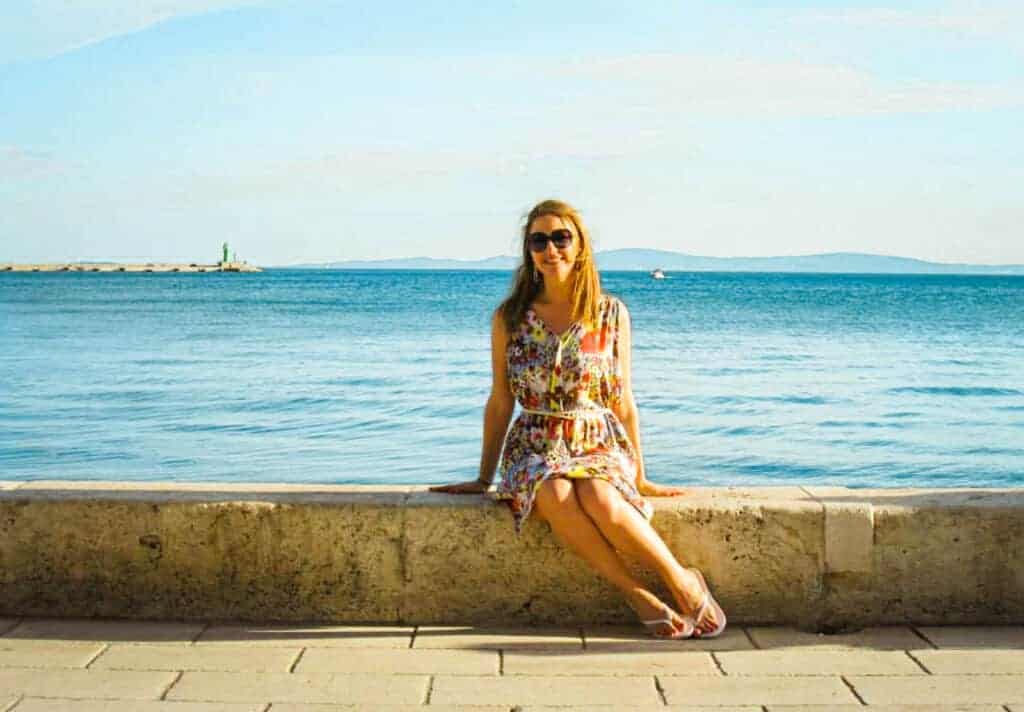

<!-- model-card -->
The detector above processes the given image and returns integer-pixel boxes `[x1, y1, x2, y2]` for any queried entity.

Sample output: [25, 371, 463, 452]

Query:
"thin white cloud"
[557, 53, 1024, 118]
[174, 144, 637, 204]
[1, 0, 253, 64]
[796, 2, 1024, 44]
[0, 145, 63, 180]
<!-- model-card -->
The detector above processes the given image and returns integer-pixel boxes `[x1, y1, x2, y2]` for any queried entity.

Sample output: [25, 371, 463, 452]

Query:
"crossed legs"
[531, 476, 716, 636]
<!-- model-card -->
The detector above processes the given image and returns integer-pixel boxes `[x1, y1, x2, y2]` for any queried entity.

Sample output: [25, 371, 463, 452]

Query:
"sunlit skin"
[430, 213, 723, 637]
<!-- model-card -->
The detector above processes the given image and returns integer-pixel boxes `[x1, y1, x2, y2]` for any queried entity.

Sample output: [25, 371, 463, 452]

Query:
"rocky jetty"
[0, 262, 261, 273]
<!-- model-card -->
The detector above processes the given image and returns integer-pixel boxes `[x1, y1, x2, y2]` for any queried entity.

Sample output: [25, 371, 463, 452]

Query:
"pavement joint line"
[2, 695, 22, 712]
[498, 648, 504, 675]
[904, 648, 932, 674]
[910, 624, 940, 649]
[740, 626, 760, 649]
[409, 624, 417, 649]
[577, 626, 585, 650]
[653, 673, 669, 705]
[424, 673, 434, 705]
[159, 669, 184, 701]
[190, 621, 210, 645]
[287, 646, 306, 673]
[840, 673, 869, 705]
[82, 642, 110, 669]
[710, 650, 728, 675]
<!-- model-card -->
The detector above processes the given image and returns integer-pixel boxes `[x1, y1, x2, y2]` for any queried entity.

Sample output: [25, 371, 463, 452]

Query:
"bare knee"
[574, 478, 622, 523]
[532, 477, 581, 524]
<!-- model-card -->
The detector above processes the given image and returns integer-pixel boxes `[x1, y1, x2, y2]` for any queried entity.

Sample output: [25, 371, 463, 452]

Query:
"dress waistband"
[519, 406, 613, 419]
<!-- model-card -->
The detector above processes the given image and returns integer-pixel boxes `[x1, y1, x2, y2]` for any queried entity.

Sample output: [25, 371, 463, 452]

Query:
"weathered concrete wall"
[1, 481, 1021, 631]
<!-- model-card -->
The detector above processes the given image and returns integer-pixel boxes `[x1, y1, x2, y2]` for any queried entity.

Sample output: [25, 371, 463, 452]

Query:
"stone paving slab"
[2, 619, 204, 644]
[413, 626, 582, 650]
[912, 649, 1024, 674]
[582, 625, 754, 651]
[716, 649, 926, 676]
[92, 643, 302, 672]
[848, 673, 1024, 705]
[165, 671, 427, 705]
[762, 706, 1005, 711]
[519, 707, 760, 712]
[194, 624, 413, 648]
[429, 673, 661, 706]
[0, 668, 177, 700]
[0, 642, 104, 668]
[659, 674, 859, 706]
[916, 625, 1024, 649]
[295, 647, 498, 675]
[747, 625, 929, 649]
[271, 706, 511, 712]
[503, 649, 718, 676]
[10, 700, 264, 711]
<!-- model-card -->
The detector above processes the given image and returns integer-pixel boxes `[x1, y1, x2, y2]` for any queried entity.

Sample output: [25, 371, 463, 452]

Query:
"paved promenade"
[1, 617, 1022, 710]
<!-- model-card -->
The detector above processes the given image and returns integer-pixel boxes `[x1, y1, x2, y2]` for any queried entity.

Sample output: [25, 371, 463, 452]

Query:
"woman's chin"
[541, 267, 572, 283]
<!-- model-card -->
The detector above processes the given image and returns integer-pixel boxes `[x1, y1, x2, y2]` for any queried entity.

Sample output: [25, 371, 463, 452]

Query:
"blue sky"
[2, 1, 1023, 265]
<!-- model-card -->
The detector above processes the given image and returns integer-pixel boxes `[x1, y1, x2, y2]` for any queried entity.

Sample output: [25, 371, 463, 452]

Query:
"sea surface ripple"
[1, 269, 1022, 487]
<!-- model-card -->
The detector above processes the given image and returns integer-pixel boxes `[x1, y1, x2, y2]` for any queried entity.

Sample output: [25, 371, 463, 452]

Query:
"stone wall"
[1, 481, 1021, 630]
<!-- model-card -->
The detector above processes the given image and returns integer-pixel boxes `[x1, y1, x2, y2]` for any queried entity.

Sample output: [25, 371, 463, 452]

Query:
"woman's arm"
[613, 301, 688, 497]
[477, 309, 515, 484]
[429, 308, 514, 493]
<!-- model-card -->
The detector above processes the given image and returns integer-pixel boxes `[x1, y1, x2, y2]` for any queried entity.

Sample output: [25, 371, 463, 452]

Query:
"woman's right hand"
[428, 479, 492, 494]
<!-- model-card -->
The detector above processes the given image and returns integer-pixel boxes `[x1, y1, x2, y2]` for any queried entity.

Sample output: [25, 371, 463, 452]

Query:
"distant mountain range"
[281, 249, 1024, 275]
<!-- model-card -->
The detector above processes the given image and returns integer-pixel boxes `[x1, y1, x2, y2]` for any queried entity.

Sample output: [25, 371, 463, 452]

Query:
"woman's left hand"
[637, 479, 690, 497]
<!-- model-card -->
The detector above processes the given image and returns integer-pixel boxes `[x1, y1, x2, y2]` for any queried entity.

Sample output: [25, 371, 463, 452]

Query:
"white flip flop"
[688, 569, 727, 638]
[641, 603, 695, 640]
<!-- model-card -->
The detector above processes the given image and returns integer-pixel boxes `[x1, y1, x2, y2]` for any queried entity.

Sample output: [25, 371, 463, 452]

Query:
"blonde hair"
[497, 199, 602, 335]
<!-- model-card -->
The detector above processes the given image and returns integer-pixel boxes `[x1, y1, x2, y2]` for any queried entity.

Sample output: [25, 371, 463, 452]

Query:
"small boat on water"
[650, 268, 666, 280]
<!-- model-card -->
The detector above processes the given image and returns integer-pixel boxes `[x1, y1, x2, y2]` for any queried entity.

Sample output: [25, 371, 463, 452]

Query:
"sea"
[1, 269, 1022, 487]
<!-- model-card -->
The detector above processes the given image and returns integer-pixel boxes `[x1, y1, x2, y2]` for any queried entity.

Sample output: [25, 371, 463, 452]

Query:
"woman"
[430, 199, 725, 640]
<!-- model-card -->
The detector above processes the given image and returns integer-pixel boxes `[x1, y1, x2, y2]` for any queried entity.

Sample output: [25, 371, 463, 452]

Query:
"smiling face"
[527, 214, 580, 286]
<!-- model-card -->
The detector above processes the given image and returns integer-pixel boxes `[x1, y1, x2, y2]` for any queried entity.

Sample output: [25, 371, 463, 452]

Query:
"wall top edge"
[0, 481, 1021, 510]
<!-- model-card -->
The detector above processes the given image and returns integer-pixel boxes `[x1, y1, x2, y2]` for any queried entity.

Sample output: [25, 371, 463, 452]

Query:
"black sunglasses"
[527, 229, 573, 252]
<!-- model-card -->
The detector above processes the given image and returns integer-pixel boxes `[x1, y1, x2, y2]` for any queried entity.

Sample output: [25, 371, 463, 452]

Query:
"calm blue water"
[1, 269, 1022, 487]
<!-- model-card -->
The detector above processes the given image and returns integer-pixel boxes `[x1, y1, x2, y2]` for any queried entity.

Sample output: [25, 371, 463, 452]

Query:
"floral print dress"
[492, 293, 655, 538]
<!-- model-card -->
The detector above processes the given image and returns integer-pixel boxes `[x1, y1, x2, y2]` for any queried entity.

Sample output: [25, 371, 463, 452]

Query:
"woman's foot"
[665, 566, 724, 637]
[625, 588, 692, 639]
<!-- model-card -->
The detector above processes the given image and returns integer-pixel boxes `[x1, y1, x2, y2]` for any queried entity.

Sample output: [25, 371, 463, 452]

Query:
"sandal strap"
[639, 602, 673, 627]
[641, 616, 673, 627]
[694, 591, 711, 625]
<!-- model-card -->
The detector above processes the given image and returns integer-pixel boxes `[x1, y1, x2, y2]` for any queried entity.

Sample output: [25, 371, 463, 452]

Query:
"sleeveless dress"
[491, 293, 655, 538]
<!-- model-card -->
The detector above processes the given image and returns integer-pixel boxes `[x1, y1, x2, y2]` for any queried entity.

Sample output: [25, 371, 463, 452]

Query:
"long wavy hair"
[498, 199, 603, 336]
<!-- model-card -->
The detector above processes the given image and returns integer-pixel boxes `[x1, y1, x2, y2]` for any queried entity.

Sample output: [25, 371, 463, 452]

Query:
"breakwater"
[1, 481, 1020, 630]
[0, 262, 261, 272]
